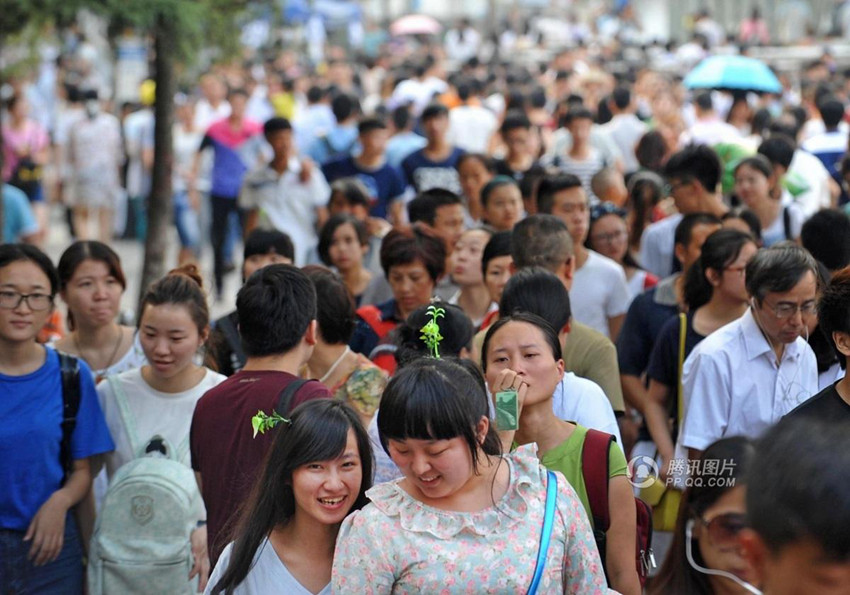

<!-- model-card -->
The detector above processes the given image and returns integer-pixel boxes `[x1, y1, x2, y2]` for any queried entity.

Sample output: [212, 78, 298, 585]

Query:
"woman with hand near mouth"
[448, 227, 495, 328]
[482, 313, 642, 595]
[53, 241, 146, 384]
[207, 399, 372, 595]
[95, 265, 226, 590]
[333, 357, 608, 593]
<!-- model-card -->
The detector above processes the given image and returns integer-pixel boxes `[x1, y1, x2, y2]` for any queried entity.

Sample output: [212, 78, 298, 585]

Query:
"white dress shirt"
[639, 213, 683, 279]
[239, 158, 330, 266]
[679, 308, 818, 452]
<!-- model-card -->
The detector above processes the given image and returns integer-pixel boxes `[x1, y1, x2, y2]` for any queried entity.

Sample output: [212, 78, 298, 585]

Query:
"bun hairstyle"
[138, 264, 209, 335]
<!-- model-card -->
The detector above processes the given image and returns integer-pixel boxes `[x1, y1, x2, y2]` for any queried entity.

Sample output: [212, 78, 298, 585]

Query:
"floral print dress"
[332, 445, 609, 594]
[329, 353, 387, 420]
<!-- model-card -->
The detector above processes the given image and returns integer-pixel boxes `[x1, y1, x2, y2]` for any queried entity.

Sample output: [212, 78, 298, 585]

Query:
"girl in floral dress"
[332, 357, 608, 593]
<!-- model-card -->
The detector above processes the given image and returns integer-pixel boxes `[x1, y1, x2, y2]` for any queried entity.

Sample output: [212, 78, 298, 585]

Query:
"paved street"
[42, 204, 240, 323]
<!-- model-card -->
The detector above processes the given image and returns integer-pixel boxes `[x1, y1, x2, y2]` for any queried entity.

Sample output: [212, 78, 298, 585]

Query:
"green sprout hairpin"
[420, 304, 445, 359]
[251, 410, 290, 438]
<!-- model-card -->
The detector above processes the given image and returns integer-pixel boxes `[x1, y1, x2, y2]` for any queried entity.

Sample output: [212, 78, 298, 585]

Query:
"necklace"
[74, 325, 124, 373]
[319, 346, 351, 384]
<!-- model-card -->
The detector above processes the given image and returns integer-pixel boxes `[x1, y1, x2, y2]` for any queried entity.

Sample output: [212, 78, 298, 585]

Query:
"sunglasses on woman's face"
[698, 512, 748, 548]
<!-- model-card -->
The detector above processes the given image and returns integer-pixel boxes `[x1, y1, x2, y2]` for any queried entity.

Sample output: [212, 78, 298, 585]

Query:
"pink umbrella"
[390, 14, 443, 36]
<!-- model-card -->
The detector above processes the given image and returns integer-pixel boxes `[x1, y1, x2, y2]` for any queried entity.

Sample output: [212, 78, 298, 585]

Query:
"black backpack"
[57, 352, 82, 484]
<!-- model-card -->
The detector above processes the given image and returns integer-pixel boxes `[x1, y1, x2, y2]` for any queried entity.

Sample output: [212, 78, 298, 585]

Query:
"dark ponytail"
[684, 229, 755, 310]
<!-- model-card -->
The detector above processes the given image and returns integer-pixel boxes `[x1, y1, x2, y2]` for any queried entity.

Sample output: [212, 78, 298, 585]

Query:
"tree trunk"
[138, 12, 175, 308]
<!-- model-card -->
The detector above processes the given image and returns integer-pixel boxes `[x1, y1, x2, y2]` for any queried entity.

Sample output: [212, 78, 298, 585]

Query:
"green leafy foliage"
[251, 409, 290, 438]
[419, 304, 446, 359]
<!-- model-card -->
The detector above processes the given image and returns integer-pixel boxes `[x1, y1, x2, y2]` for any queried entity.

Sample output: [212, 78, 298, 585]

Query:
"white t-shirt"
[788, 149, 833, 218]
[626, 269, 654, 304]
[239, 159, 331, 266]
[206, 539, 331, 595]
[97, 367, 226, 476]
[761, 200, 804, 247]
[552, 372, 623, 448]
[570, 251, 631, 338]
[447, 105, 498, 153]
[194, 99, 231, 132]
[639, 213, 683, 279]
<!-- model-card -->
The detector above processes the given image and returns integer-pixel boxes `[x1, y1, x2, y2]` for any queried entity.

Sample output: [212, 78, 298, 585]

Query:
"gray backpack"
[88, 378, 201, 594]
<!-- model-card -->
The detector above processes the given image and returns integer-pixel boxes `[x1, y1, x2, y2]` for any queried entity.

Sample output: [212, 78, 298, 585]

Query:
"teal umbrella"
[684, 55, 782, 94]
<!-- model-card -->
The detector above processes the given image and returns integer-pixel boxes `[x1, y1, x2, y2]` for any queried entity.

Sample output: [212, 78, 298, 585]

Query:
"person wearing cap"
[321, 116, 408, 224]
[401, 103, 465, 196]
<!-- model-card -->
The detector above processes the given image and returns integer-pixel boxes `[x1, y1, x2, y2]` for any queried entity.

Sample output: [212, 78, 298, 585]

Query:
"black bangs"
[285, 402, 353, 469]
[377, 359, 486, 456]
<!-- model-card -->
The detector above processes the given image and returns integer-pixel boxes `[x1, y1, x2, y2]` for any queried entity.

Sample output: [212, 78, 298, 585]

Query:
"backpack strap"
[677, 312, 687, 428]
[782, 206, 792, 240]
[109, 375, 143, 457]
[581, 428, 614, 533]
[356, 305, 396, 340]
[58, 352, 82, 484]
[217, 313, 246, 370]
[275, 378, 316, 417]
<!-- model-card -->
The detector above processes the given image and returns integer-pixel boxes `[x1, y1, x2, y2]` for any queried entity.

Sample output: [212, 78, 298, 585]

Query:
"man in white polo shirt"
[679, 243, 820, 460]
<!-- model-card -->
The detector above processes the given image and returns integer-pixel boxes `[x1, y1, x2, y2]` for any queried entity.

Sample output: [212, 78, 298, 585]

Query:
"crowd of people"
[3, 8, 850, 595]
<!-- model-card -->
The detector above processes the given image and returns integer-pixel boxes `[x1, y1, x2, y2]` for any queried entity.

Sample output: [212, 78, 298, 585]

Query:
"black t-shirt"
[786, 382, 850, 423]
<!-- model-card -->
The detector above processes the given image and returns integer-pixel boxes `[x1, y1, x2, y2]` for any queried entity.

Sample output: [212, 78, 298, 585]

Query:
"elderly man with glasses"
[677, 243, 820, 463]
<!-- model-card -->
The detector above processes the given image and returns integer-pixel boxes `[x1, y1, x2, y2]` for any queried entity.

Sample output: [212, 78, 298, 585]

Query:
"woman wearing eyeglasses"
[586, 202, 658, 304]
[0, 244, 113, 594]
[649, 436, 759, 595]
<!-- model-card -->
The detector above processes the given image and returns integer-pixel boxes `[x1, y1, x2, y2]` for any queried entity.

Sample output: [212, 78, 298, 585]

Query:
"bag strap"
[677, 312, 687, 427]
[581, 429, 614, 533]
[275, 378, 313, 417]
[528, 470, 558, 595]
[58, 352, 82, 484]
[782, 206, 792, 241]
[217, 313, 246, 369]
[109, 375, 143, 457]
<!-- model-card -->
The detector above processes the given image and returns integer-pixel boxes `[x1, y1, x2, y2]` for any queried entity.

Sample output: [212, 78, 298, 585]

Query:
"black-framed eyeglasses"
[0, 291, 54, 311]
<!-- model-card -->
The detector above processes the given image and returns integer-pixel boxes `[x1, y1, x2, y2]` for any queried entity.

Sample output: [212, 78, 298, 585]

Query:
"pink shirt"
[2, 120, 49, 181]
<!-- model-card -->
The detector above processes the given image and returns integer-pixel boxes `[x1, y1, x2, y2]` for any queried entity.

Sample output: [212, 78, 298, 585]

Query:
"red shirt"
[190, 370, 330, 564]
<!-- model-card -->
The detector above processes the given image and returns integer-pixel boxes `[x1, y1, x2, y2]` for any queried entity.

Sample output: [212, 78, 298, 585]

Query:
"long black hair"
[210, 399, 372, 594]
[648, 437, 755, 595]
[683, 229, 755, 311]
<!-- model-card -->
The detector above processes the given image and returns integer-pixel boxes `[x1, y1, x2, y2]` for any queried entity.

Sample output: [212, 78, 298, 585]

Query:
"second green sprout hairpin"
[420, 304, 445, 359]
